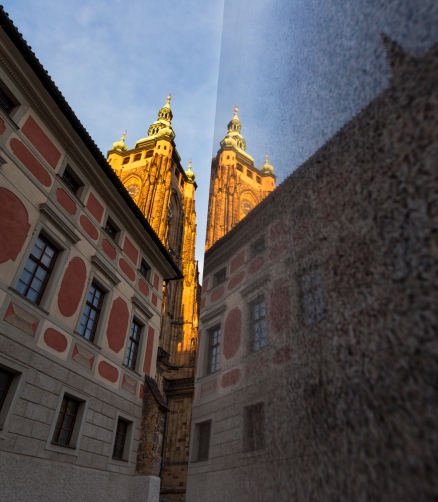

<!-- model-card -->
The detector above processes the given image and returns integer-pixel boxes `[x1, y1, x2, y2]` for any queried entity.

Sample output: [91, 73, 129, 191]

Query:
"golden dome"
[112, 131, 127, 152]
[185, 159, 195, 182]
[261, 154, 274, 174]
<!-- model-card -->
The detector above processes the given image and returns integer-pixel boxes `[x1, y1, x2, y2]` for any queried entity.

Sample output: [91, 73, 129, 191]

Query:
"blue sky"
[3, 0, 225, 277]
[3, 0, 438, 278]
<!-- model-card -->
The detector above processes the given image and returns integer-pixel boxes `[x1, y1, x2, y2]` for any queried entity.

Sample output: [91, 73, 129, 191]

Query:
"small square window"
[212, 268, 226, 287]
[61, 166, 82, 195]
[133, 153, 141, 161]
[250, 236, 265, 259]
[139, 259, 151, 281]
[52, 396, 80, 447]
[194, 421, 211, 461]
[15, 234, 58, 305]
[78, 282, 104, 342]
[122, 157, 130, 165]
[207, 327, 221, 374]
[0, 80, 19, 115]
[104, 218, 119, 240]
[124, 320, 142, 370]
[243, 403, 265, 452]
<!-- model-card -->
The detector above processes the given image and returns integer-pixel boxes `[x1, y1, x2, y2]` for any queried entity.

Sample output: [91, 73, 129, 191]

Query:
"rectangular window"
[207, 327, 221, 374]
[122, 157, 130, 165]
[246, 169, 253, 179]
[236, 163, 243, 172]
[104, 218, 119, 240]
[250, 296, 267, 351]
[0, 81, 19, 115]
[250, 236, 265, 259]
[243, 403, 265, 452]
[256, 175, 262, 184]
[139, 259, 151, 280]
[0, 368, 13, 414]
[195, 421, 211, 461]
[300, 268, 325, 325]
[113, 418, 129, 460]
[61, 166, 82, 195]
[133, 153, 141, 161]
[15, 235, 58, 305]
[52, 396, 80, 447]
[212, 267, 226, 287]
[78, 283, 104, 341]
[124, 320, 142, 370]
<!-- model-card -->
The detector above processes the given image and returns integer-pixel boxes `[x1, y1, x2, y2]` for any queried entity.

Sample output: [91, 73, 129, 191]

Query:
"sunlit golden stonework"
[108, 95, 199, 500]
[205, 107, 276, 250]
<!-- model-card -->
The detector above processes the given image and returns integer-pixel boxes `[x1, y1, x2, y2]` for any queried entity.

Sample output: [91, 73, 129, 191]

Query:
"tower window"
[256, 176, 261, 184]
[146, 150, 153, 158]
[246, 169, 253, 179]
[158, 145, 161, 149]
[236, 163, 243, 172]
[133, 153, 141, 162]
[164, 145, 167, 150]
[122, 157, 130, 165]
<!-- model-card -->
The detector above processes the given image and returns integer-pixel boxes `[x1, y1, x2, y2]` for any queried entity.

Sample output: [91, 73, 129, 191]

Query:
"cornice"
[39, 202, 80, 244]
[90, 254, 121, 285]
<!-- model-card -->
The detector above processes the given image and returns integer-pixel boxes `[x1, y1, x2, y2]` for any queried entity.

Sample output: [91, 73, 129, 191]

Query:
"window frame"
[15, 234, 59, 306]
[191, 420, 212, 463]
[243, 402, 265, 452]
[45, 387, 88, 456]
[60, 165, 84, 196]
[104, 217, 120, 242]
[124, 319, 142, 371]
[206, 325, 221, 375]
[298, 267, 325, 325]
[249, 294, 267, 352]
[0, 356, 27, 438]
[250, 236, 266, 259]
[0, 79, 20, 116]
[212, 267, 227, 288]
[108, 411, 135, 465]
[51, 395, 80, 447]
[77, 281, 105, 343]
[138, 259, 152, 282]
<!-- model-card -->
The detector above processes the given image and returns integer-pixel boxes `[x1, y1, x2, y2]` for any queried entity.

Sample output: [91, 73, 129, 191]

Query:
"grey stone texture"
[187, 42, 438, 501]
[0, 453, 160, 502]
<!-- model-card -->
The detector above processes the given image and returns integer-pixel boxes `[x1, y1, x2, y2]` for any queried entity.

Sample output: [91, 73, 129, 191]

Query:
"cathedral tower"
[108, 96, 200, 500]
[205, 107, 276, 250]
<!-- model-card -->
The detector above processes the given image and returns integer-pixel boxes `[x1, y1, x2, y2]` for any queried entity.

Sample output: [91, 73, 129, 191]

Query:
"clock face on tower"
[127, 185, 139, 198]
[241, 199, 254, 215]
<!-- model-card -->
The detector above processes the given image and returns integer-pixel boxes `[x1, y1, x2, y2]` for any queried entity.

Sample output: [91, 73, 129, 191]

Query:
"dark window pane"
[0, 369, 13, 413]
[52, 396, 79, 447]
[78, 283, 104, 342]
[197, 421, 211, 461]
[62, 168, 81, 194]
[113, 419, 129, 460]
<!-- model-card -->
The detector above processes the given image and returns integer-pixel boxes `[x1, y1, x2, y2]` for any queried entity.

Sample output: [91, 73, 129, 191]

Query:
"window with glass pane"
[78, 283, 104, 341]
[124, 321, 141, 370]
[104, 219, 119, 240]
[61, 167, 81, 194]
[15, 235, 58, 305]
[207, 327, 221, 374]
[0, 368, 13, 413]
[0, 86, 17, 114]
[52, 396, 79, 446]
[251, 296, 267, 351]
[113, 418, 129, 460]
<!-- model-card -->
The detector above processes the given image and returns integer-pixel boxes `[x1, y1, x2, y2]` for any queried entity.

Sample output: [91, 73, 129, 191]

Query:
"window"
[113, 418, 129, 460]
[104, 218, 119, 240]
[0, 80, 19, 115]
[207, 327, 221, 374]
[78, 283, 104, 341]
[61, 166, 82, 195]
[250, 295, 267, 351]
[250, 236, 265, 258]
[133, 153, 141, 161]
[212, 267, 226, 287]
[52, 396, 80, 447]
[243, 403, 265, 452]
[300, 268, 325, 325]
[146, 150, 153, 158]
[0, 369, 13, 414]
[15, 235, 58, 305]
[139, 259, 151, 280]
[194, 421, 211, 461]
[247, 169, 253, 179]
[256, 175, 262, 184]
[122, 157, 130, 165]
[124, 320, 142, 370]
[236, 163, 243, 172]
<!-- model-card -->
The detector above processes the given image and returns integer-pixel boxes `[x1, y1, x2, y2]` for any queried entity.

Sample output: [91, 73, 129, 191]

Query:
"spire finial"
[186, 158, 195, 182]
[264, 153, 269, 164]
[121, 130, 127, 141]
[167, 92, 172, 103]
[234, 103, 239, 114]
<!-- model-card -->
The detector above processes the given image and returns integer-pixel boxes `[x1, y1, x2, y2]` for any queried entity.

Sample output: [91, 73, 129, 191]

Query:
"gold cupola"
[135, 94, 176, 147]
[185, 159, 195, 183]
[112, 131, 128, 152]
[220, 106, 248, 152]
[261, 154, 274, 174]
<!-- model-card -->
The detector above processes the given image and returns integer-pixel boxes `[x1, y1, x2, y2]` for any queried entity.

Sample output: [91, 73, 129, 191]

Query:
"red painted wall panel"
[98, 360, 119, 383]
[79, 215, 98, 240]
[0, 188, 30, 264]
[21, 116, 61, 169]
[119, 258, 136, 282]
[230, 250, 245, 274]
[123, 236, 139, 265]
[106, 297, 129, 353]
[102, 239, 116, 260]
[58, 257, 87, 318]
[10, 138, 52, 187]
[85, 192, 104, 223]
[223, 307, 242, 360]
[56, 188, 76, 215]
[143, 326, 155, 375]
[43, 328, 68, 353]
[270, 278, 291, 334]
